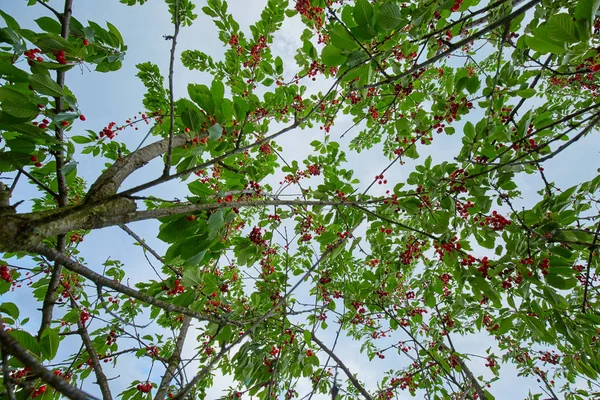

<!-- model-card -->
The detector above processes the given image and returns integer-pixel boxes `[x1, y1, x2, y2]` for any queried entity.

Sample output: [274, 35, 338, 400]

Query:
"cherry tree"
[1, 0, 600, 399]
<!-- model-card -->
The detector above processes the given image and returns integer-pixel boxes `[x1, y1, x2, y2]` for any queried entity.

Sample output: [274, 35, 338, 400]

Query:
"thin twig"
[163, 0, 181, 176]
[119, 224, 180, 276]
[17, 168, 59, 199]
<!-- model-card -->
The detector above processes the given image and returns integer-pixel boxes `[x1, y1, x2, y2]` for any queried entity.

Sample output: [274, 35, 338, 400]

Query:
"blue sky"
[2, 0, 600, 399]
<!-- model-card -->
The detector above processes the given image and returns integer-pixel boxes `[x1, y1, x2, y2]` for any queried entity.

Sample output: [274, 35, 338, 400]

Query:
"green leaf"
[208, 123, 222, 141]
[188, 83, 215, 114]
[29, 74, 65, 97]
[375, 3, 405, 30]
[0, 10, 20, 30]
[330, 23, 357, 50]
[353, 0, 374, 27]
[0, 302, 19, 319]
[211, 79, 225, 101]
[303, 329, 311, 344]
[233, 96, 249, 121]
[544, 14, 580, 44]
[182, 268, 202, 287]
[72, 135, 93, 144]
[321, 45, 347, 67]
[188, 181, 215, 196]
[9, 330, 42, 358]
[40, 328, 60, 361]
[517, 88, 536, 98]
[274, 56, 283, 75]
[2, 99, 38, 119]
[546, 274, 578, 290]
[575, 0, 600, 23]
[35, 16, 62, 34]
[179, 99, 206, 133]
[523, 35, 567, 54]
[207, 209, 225, 240]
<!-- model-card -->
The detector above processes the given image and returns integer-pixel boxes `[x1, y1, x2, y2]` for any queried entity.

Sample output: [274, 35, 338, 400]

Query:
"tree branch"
[119, 224, 180, 276]
[74, 300, 113, 400]
[38, 0, 73, 340]
[0, 326, 99, 400]
[86, 134, 189, 203]
[163, 0, 181, 176]
[17, 168, 59, 199]
[311, 333, 373, 400]
[154, 316, 191, 400]
[27, 243, 236, 325]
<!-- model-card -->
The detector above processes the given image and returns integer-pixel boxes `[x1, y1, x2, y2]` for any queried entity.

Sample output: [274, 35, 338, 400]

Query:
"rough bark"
[86, 134, 188, 203]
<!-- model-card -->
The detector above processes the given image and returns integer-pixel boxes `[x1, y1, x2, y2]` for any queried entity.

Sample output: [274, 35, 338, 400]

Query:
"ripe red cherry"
[30, 155, 38, 162]
[79, 114, 86, 121]
[82, 38, 89, 46]
[61, 121, 69, 127]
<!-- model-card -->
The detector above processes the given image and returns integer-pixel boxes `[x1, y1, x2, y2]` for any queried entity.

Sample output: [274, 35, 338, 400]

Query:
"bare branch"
[155, 316, 191, 400]
[119, 224, 180, 276]
[311, 333, 373, 400]
[17, 168, 59, 199]
[74, 300, 113, 400]
[163, 0, 181, 176]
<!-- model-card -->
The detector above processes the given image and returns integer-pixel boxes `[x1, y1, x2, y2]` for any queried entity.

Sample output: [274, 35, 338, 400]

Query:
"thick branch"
[0, 197, 384, 248]
[311, 333, 373, 400]
[86, 134, 189, 203]
[0, 327, 99, 400]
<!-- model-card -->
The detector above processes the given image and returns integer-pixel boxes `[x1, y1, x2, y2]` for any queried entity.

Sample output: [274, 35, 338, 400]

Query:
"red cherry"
[79, 114, 86, 121]
[30, 155, 38, 162]
[82, 38, 89, 46]
[61, 121, 69, 127]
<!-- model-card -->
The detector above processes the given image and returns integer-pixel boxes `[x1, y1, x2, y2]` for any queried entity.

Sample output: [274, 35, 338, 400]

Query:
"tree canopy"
[1, 0, 600, 399]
